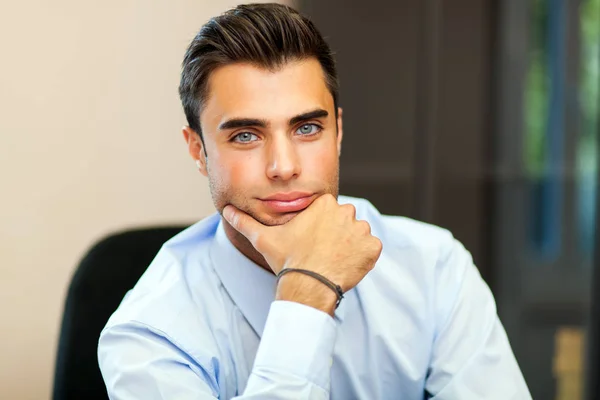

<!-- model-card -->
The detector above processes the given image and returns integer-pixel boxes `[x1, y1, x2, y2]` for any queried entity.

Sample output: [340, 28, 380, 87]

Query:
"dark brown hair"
[179, 3, 339, 138]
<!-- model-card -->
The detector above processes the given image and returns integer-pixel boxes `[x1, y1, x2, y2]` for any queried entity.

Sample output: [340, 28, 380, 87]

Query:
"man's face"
[184, 58, 343, 226]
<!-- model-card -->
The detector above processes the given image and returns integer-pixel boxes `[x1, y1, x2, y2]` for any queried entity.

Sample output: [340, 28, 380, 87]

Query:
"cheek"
[213, 152, 261, 186]
[300, 144, 339, 175]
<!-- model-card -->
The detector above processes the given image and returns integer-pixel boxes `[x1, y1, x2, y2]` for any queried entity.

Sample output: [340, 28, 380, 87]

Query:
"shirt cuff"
[252, 300, 337, 391]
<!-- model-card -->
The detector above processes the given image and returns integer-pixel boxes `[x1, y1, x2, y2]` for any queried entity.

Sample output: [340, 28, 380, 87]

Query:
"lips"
[260, 192, 315, 213]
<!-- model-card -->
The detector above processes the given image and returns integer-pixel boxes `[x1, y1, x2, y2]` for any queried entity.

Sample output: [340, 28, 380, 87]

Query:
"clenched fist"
[223, 194, 383, 316]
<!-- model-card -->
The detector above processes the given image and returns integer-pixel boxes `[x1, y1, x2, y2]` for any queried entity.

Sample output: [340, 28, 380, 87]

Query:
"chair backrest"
[52, 226, 188, 400]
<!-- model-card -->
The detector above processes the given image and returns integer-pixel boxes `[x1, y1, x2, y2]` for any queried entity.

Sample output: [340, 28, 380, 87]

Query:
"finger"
[371, 236, 383, 260]
[357, 220, 371, 235]
[222, 205, 265, 245]
[341, 203, 357, 219]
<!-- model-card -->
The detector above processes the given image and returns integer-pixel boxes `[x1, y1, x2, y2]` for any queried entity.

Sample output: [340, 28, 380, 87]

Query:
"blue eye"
[296, 124, 321, 135]
[233, 132, 258, 143]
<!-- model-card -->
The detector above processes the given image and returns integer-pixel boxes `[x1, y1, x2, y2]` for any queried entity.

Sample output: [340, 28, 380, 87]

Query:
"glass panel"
[513, 0, 599, 397]
[577, 0, 599, 259]
[524, 0, 565, 262]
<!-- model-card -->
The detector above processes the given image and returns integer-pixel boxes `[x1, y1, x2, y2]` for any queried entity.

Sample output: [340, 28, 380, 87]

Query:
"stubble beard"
[207, 167, 340, 227]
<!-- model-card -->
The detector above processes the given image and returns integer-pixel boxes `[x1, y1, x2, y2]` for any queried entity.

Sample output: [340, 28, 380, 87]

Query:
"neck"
[221, 217, 273, 274]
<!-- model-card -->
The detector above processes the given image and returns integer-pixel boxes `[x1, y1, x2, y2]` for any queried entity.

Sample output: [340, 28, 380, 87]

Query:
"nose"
[265, 135, 301, 181]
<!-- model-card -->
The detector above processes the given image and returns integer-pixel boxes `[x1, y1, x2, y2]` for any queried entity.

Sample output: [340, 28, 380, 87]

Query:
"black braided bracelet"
[276, 268, 345, 309]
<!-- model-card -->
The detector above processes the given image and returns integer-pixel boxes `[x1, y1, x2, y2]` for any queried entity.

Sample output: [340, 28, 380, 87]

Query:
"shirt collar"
[208, 218, 347, 337]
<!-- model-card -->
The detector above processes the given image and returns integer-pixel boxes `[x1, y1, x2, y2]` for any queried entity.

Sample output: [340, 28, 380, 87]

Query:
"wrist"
[275, 273, 338, 317]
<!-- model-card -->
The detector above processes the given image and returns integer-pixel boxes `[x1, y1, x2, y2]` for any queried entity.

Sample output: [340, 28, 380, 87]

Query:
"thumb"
[222, 205, 265, 245]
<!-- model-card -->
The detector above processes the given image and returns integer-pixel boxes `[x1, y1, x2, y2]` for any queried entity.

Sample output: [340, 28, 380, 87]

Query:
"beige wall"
[0, 1, 289, 398]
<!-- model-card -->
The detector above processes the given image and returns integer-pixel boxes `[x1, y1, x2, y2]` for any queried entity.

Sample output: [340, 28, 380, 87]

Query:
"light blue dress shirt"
[98, 196, 531, 399]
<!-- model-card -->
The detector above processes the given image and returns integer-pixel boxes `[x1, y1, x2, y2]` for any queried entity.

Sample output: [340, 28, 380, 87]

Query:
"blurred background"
[1, 0, 598, 399]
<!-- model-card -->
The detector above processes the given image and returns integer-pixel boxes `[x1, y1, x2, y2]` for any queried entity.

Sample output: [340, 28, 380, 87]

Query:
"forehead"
[200, 59, 334, 128]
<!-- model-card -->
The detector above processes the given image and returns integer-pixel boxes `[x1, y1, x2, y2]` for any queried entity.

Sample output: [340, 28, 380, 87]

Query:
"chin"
[256, 211, 301, 226]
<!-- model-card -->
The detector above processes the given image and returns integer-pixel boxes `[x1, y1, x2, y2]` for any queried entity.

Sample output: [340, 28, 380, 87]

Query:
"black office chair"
[53, 225, 188, 400]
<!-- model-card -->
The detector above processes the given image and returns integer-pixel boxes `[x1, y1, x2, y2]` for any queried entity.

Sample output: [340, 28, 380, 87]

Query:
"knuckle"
[319, 193, 335, 203]
[253, 233, 267, 252]
[341, 204, 356, 218]
[314, 194, 332, 207]
[229, 214, 241, 230]
[357, 220, 371, 234]
[322, 193, 336, 202]
[372, 237, 383, 255]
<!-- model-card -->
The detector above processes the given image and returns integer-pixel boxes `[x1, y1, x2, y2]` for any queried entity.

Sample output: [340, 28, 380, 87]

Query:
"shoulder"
[100, 213, 225, 360]
[341, 195, 473, 301]
[339, 195, 457, 258]
[341, 195, 483, 328]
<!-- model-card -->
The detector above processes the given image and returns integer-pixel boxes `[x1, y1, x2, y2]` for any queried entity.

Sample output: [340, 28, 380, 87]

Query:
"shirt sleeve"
[424, 239, 532, 400]
[243, 301, 337, 398]
[98, 301, 336, 399]
[98, 322, 219, 399]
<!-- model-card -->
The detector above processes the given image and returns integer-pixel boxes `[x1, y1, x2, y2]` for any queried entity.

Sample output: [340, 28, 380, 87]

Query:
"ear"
[182, 126, 208, 177]
[336, 107, 344, 157]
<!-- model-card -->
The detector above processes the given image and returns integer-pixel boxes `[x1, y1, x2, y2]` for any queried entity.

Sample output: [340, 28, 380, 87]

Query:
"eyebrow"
[289, 109, 329, 126]
[218, 117, 268, 131]
[217, 108, 329, 131]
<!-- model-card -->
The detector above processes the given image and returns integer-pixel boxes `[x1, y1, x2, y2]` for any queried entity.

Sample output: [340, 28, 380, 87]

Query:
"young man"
[98, 3, 531, 399]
